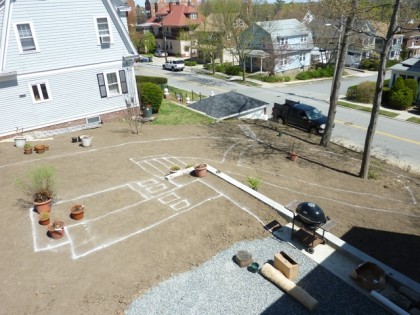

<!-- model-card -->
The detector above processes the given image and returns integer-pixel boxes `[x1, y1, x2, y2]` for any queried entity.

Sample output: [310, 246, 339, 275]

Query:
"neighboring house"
[138, 2, 204, 57]
[389, 57, 420, 103]
[401, 21, 420, 58]
[188, 91, 269, 120]
[144, 0, 198, 21]
[305, 12, 377, 67]
[0, 0, 139, 138]
[194, 13, 247, 64]
[373, 22, 404, 60]
[244, 19, 314, 73]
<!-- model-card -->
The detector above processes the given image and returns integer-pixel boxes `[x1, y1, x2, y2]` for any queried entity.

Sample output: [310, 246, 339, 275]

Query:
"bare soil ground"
[1, 119, 419, 315]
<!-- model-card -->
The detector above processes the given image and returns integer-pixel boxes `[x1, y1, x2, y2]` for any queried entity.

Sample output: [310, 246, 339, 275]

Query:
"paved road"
[135, 63, 420, 173]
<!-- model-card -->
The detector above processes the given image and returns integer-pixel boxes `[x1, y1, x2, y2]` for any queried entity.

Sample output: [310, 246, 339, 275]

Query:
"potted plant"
[24, 143, 33, 155]
[80, 135, 92, 147]
[143, 104, 153, 118]
[14, 127, 26, 148]
[17, 165, 57, 213]
[194, 163, 207, 177]
[48, 220, 64, 239]
[70, 204, 85, 220]
[289, 141, 299, 162]
[34, 144, 45, 154]
[38, 212, 50, 225]
[169, 165, 181, 174]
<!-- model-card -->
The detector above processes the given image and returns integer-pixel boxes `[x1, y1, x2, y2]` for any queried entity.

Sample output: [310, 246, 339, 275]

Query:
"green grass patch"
[337, 101, 399, 118]
[167, 86, 205, 101]
[407, 116, 420, 124]
[152, 100, 214, 125]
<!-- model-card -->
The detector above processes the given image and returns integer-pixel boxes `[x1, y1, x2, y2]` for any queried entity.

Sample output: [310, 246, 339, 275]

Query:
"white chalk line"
[0, 136, 242, 170]
[261, 180, 420, 218]
[200, 181, 265, 226]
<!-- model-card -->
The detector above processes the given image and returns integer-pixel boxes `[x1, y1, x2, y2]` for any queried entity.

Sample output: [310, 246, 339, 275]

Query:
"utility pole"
[161, 21, 168, 63]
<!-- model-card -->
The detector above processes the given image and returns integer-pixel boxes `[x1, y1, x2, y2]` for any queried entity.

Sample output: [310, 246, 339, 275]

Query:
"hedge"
[389, 88, 413, 110]
[184, 61, 197, 67]
[405, 79, 418, 104]
[346, 81, 376, 103]
[136, 75, 167, 86]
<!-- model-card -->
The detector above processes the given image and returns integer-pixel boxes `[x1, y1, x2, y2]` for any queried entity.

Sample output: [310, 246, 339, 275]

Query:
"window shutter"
[97, 73, 107, 98]
[119, 70, 128, 94]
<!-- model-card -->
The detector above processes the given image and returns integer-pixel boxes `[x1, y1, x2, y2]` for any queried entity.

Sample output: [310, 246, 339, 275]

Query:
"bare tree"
[320, 0, 359, 147]
[359, 0, 401, 178]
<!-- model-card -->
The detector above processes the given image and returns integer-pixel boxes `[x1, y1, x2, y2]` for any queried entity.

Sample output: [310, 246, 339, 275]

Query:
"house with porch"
[242, 19, 314, 74]
[0, 0, 139, 138]
[138, 1, 204, 57]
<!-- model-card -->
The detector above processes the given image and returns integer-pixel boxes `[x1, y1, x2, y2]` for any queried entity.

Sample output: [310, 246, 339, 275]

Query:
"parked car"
[154, 49, 167, 57]
[163, 60, 185, 71]
[137, 55, 151, 63]
[272, 99, 329, 135]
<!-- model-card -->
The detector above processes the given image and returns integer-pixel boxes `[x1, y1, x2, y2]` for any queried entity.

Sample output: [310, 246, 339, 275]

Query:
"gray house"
[389, 57, 420, 104]
[243, 19, 314, 74]
[0, 0, 139, 138]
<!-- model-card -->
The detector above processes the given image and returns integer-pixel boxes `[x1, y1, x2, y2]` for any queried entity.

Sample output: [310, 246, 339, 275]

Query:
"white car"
[154, 49, 167, 57]
[163, 60, 185, 71]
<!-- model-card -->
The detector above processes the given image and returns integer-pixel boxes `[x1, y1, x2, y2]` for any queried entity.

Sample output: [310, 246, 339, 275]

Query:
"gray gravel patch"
[126, 237, 388, 315]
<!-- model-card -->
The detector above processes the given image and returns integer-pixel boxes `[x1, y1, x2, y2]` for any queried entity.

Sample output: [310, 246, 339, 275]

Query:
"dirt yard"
[1, 119, 419, 315]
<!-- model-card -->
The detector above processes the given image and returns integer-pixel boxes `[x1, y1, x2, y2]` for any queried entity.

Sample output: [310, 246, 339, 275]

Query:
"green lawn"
[152, 100, 214, 125]
[407, 116, 420, 124]
[337, 101, 399, 118]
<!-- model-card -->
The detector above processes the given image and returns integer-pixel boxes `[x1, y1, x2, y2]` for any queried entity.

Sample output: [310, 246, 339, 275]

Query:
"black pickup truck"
[272, 99, 328, 135]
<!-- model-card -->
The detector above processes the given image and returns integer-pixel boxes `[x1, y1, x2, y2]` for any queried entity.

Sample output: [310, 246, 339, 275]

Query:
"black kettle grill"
[295, 202, 327, 230]
[291, 202, 330, 253]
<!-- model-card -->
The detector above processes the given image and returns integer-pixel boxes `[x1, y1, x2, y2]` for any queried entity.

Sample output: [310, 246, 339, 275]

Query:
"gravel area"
[126, 237, 387, 315]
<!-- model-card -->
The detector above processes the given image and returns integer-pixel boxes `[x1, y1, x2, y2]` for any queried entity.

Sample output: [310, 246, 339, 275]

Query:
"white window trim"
[28, 81, 52, 104]
[104, 70, 122, 97]
[13, 21, 40, 54]
[93, 16, 113, 45]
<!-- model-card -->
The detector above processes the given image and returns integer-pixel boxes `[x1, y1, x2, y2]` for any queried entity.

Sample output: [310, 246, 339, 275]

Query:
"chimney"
[169, 2, 172, 12]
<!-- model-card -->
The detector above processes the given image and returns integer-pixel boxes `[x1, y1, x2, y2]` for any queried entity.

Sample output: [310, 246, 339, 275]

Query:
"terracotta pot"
[24, 148, 33, 155]
[34, 144, 45, 154]
[43, 144, 49, 151]
[289, 152, 298, 162]
[70, 204, 85, 220]
[34, 199, 52, 214]
[48, 220, 65, 239]
[38, 213, 50, 226]
[194, 163, 207, 177]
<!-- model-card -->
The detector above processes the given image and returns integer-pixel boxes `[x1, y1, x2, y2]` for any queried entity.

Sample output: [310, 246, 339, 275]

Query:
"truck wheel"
[162, 65, 165, 69]
[309, 127, 318, 135]
[172, 67, 175, 71]
[279, 118, 286, 125]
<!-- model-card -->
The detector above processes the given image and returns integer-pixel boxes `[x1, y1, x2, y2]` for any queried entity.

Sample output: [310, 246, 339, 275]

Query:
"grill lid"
[296, 202, 326, 226]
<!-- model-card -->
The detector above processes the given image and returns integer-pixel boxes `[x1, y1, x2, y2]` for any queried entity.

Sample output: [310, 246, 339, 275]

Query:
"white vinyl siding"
[13, 21, 39, 53]
[29, 82, 51, 103]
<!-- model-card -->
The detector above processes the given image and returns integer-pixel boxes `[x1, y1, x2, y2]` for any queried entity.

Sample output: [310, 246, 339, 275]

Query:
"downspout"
[0, 0, 13, 72]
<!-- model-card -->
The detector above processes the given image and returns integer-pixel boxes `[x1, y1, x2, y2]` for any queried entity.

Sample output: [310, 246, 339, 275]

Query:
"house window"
[14, 22, 39, 53]
[278, 37, 287, 45]
[96, 70, 128, 98]
[189, 13, 197, 19]
[95, 17, 112, 44]
[299, 54, 306, 62]
[279, 58, 287, 66]
[300, 36, 307, 43]
[30, 82, 50, 103]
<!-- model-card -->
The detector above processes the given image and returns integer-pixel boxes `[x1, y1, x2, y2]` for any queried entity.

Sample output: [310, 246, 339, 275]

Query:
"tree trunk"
[359, 0, 401, 179]
[320, 3, 357, 147]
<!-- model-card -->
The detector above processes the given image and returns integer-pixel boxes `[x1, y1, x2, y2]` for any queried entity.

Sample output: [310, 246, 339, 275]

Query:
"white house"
[243, 19, 314, 74]
[389, 57, 420, 104]
[0, 0, 139, 138]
